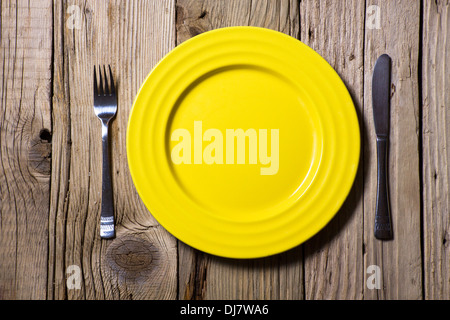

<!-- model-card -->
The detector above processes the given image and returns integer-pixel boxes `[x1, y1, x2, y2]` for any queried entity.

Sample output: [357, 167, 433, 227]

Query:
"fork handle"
[374, 137, 393, 240]
[100, 120, 115, 239]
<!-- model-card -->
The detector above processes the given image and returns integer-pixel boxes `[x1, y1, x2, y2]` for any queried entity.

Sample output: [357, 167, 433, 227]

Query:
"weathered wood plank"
[48, 0, 70, 300]
[49, 0, 177, 299]
[300, 0, 365, 300]
[0, 0, 53, 299]
[176, 0, 302, 300]
[422, 0, 450, 300]
[363, 0, 422, 299]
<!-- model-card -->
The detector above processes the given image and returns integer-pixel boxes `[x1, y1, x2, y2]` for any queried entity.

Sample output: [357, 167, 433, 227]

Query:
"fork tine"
[108, 65, 115, 95]
[94, 66, 98, 96]
[98, 65, 104, 95]
[102, 65, 109, 95]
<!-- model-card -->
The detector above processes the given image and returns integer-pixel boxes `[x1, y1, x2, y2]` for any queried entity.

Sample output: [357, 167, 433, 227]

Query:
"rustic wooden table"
[0, 0, 448, 300]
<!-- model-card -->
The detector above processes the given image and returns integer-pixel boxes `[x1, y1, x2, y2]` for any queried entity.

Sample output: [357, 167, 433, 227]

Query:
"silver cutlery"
[94, 65, 117, 239]
[372, 54, 393, 240]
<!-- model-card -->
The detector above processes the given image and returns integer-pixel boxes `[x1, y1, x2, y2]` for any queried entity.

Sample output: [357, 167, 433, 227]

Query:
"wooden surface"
[0, 0, 448, 300]
[422, 0, 450, 299]
[363, 0, 422, 300]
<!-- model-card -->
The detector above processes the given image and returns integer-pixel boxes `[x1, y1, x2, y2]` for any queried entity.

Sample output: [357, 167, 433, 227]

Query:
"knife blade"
[372, 54, 393, 240]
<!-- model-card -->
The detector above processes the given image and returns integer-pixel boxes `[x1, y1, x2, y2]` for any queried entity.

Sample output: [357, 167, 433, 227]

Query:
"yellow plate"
[127, 27, 360, 259]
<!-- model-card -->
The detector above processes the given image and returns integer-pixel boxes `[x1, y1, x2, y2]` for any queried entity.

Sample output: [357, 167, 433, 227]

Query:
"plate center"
[166, 65, 321, 221]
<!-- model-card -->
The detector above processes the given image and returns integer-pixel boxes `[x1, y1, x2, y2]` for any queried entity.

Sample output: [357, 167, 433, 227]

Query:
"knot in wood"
[28, 129, 52, 175]
[106, 235, 158, 281]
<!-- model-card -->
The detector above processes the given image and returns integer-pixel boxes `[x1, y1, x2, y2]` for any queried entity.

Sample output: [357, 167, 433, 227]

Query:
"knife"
[372, 54, 393, 240]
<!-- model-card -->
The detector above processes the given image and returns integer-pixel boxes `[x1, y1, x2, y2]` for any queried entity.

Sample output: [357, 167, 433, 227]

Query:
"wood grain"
[363, 0, 422, 299]
[176, 0, 303, 300]
[0, 0, 448, 300]
[0, 0, 53, 299]
[422, 0, 449, 300]
[300, 0, 365, 300]
[49, 0, 177, 299]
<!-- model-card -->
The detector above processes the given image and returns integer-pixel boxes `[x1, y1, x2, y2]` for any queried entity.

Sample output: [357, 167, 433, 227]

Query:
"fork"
[94, 65, 117, 239]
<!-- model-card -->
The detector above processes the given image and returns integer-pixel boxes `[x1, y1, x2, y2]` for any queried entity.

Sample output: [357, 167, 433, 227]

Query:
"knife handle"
[375, 137, 393, 240]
